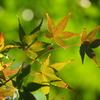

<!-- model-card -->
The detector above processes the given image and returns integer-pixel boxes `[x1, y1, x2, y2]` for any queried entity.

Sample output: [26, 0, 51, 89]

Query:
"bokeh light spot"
[22, 9, 34, 21]
[79, 0, 91, 8]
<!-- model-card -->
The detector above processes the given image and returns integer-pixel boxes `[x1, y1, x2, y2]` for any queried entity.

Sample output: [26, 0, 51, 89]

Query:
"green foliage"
[0, 10, 100, 100]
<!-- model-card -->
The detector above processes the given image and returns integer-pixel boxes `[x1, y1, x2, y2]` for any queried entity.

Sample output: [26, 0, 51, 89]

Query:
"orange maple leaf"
[45, 12, 79, 47]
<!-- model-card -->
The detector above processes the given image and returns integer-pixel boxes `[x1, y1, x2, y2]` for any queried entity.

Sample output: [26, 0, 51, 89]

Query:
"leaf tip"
[68, 86, 77, 92]
[16, 15, 20, 23]
[84, 25, 86, 29]
[69, 12, 72, 15]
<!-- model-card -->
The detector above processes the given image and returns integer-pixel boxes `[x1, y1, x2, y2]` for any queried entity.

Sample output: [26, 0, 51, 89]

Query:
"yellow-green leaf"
[50, 80, 76, 92]
[32, 54, 75, 94]
[0, 53, 4, 58]
[3, 45, 19, 51]
[29, 42, 49, 52]
[0, 88, 15, 99]
[26, 42, 49, 59]
[22, 33, 39, 47]
[50, 59, 74, 72]
[27, 49, 38, 59]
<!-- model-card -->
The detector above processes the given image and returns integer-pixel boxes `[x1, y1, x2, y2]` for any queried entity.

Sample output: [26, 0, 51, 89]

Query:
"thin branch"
[30, 42, 81, 65]
[0, 62, 25, 87]
[0, 73, 17, 87]
[0, 43, 81, 87]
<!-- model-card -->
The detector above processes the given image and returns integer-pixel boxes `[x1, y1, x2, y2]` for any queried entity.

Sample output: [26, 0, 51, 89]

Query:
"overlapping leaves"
[0, 32, 19, 58]
[45, 12, 79, 47]
[1, 11, 100, 100]
[0, 61, 21, 99]
[32, 54, 76, 94]
[80, 25, 100, 67]
[0, 61, 21, 78]
[15, 63, 48, 100]
[14, 18, 49, 59]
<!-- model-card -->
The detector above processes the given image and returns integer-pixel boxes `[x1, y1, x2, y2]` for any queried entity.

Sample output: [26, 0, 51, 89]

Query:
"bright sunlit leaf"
[15, 18, 49, 59]
[26, 49, 38, 59]
[0, 53, 4, 58]
[17, 18, 43, 49]
[3, 45, 19, 52]
[0, 76, 15, 99]
[0, 88, 15, 99]
[26, 42, 49, 59]
[32, 54, 75, 94]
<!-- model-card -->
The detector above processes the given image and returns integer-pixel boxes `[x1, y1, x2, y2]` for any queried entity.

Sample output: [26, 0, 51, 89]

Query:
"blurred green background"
[0, 0, 100, 100]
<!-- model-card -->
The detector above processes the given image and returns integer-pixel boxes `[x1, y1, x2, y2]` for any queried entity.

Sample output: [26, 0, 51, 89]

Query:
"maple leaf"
[24, 40, 49, 59]
[0, 61, 21, 78]
[80, 25, 100, 67]
[14, 18, 49, 59]
[0, 61, 13, 80]
[32, 54, 76, 94]
[0, 88, 15, 99]
[0, 32, 19, 59]
[0, 77, 16, 99]
[0, 62, 19, 99]
[45, 12, 79, 47]
[3, 67, 21, 77]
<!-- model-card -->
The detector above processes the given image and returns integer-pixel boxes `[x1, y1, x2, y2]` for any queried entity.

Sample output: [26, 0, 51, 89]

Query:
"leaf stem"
[0, 62, 25, 87]
[30, 42, 81, 65]
[0, 73, 17, 87]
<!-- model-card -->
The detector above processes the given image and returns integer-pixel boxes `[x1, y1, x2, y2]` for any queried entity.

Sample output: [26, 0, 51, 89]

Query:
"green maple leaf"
[14, 18, 49, 59]
[45, 12, 79, 47]
[80, 25, 100, 67]
[32, 54, 76, 94]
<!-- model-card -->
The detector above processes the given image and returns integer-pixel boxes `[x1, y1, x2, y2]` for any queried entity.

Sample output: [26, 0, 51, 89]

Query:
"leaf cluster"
[0, 12, 100, 100]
